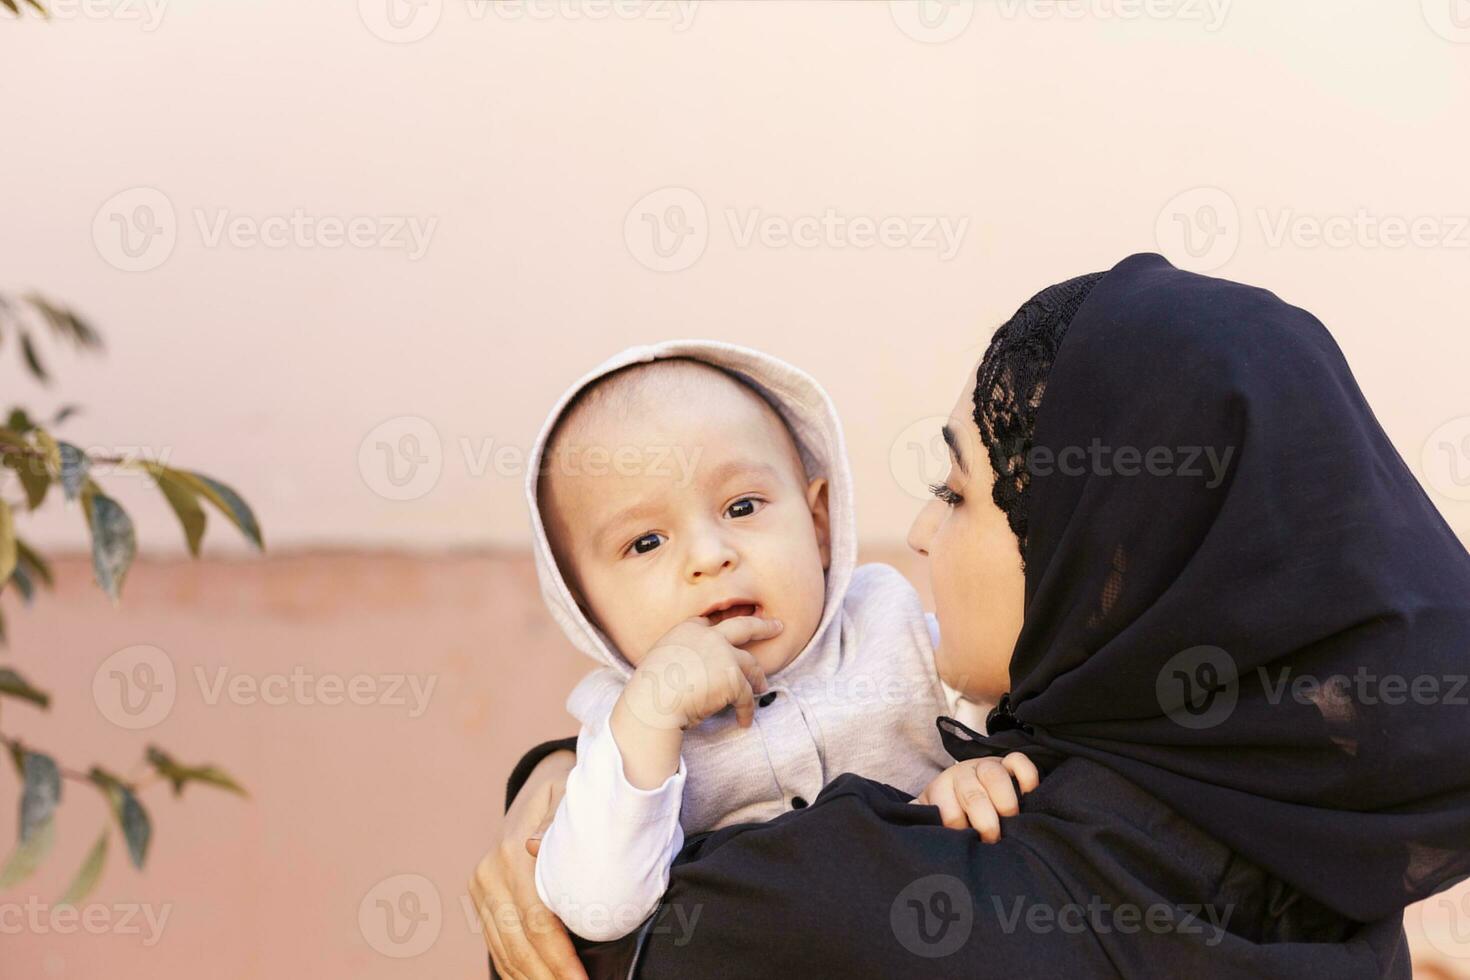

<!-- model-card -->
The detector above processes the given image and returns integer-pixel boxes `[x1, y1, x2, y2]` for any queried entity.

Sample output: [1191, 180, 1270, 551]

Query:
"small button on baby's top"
[758, 691, 778, 708]
[791, 796, 808, 809]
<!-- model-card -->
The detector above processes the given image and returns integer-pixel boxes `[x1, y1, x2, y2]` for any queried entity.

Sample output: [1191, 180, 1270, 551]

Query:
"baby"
[526, 340, 1016, 943]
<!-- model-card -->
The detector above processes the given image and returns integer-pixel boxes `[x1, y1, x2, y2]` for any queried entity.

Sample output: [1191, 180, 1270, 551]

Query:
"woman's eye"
[928, 482, 964, 507]
[628, 533, 664, 556]
[726, 497, 762, 519]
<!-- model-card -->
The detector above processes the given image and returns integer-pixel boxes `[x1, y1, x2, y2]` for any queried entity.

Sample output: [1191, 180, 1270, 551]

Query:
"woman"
[473, 253, 1470, 978]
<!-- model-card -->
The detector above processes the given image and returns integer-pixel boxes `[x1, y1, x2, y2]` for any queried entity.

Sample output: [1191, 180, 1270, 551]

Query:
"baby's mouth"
[706, 602, 760, 625]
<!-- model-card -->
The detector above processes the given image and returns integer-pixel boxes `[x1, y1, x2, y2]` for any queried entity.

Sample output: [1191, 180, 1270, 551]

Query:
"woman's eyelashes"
[928, 482, 964, 506]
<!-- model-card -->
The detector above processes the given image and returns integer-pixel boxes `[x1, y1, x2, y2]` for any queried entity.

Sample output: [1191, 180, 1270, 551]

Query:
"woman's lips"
[707, 602, 759, 625]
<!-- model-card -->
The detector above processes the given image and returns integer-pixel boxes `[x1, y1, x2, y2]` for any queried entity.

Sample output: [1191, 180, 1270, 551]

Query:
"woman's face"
[907, 356, 1027, 702]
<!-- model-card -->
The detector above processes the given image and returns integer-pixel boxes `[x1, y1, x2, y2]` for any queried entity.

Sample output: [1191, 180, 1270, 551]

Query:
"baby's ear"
[806, 477, 831, 570]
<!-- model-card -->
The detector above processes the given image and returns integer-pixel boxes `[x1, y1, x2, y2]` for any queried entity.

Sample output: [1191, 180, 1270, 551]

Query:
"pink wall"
[0, 551, 1465, 978]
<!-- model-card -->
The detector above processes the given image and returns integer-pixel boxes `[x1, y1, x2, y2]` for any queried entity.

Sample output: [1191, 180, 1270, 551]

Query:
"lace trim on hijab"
[973, 272, 1106, 566]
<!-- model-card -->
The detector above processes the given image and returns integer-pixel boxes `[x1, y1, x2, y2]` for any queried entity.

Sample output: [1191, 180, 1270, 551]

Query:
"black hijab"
[948, 252, 1470, 924]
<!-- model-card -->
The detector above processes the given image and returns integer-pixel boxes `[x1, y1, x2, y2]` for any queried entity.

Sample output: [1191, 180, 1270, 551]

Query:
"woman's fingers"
[712, 614, 784, 651]
[475, 758, 586, 980]
[512, 880, 587, 980]
[524, 773, 566, 856]
[953, 765, 1002, 842]
[470, 856, 517, 979]
[1002, 751, 1040, 794]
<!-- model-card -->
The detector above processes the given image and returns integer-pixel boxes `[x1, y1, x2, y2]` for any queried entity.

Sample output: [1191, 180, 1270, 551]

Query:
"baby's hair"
[539, 356, 805, 496]
[536, 355, 811, 615]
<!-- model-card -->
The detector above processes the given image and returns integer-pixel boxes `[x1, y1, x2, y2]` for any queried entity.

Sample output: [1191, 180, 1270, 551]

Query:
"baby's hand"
[911, 753, 1039, 843]
[622, 615, 784, 732]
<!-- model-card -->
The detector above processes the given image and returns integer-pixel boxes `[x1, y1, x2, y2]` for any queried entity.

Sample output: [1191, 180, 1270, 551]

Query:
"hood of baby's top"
[524, 340, 858, 678]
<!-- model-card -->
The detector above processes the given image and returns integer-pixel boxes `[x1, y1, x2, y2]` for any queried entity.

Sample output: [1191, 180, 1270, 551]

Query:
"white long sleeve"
[533, 715, 687, 942]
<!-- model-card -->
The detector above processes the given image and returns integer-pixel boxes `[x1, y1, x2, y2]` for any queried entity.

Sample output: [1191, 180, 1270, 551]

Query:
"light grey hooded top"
[525, 340, 984, 941]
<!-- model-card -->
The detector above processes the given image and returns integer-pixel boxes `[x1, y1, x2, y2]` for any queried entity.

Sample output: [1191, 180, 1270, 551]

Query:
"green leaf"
[14, 457, 50, 510]
[0, 499, 16, 584]
[51, 405, 80, 427]
[0, 817, 54, 887]
[19, 329, 47, 383]
[146, 745, 248, 798]
[33, 428, 62, 473]
[0, 430, 50, 510]
[58, 441, 88, 500]
[81, 481, 136, 603]
[89, 768, 151, 870]
[58, 831, 108, 906]
[172, 470, 263, 550]
[143, 464, 206, 557]
[19, 752, 61, 842]
[0, 1, 21, 16]
[15, 537, 53, 589]
[6, 408, 34, 433]
[24, 293, 99, 349]
[9, 562, 32, 605]
[0, 667, 49, 708]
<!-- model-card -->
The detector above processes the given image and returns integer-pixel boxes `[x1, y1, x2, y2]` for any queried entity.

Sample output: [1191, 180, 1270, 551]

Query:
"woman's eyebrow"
[941, 423, 969, 475]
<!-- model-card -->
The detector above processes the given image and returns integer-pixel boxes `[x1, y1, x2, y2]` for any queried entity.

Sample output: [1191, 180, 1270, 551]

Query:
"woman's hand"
[911, 752, 1039, 843]
[470, 749, 588, 980]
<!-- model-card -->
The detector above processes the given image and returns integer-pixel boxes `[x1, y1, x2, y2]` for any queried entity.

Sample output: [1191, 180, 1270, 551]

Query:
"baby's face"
[543, 371, 830, 676]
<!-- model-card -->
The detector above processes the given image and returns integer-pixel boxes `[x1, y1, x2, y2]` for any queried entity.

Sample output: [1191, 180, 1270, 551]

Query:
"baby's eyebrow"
[941, 423, 969, 476]
[693, 458, 782, 488]
[593, 500, 662, 551]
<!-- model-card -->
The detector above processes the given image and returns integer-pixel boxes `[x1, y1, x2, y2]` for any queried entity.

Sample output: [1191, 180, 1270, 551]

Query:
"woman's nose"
[907, 500, 940, 556]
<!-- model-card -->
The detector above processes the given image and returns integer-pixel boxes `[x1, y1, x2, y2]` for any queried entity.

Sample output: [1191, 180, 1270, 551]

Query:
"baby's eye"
[627, 532, 665, 556]
[726, 497, 762, 519]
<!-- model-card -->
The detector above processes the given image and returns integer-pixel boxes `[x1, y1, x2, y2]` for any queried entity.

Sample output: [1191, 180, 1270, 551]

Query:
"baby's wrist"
[609, 692, 684, 790]
[622, 657, 698, 731]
